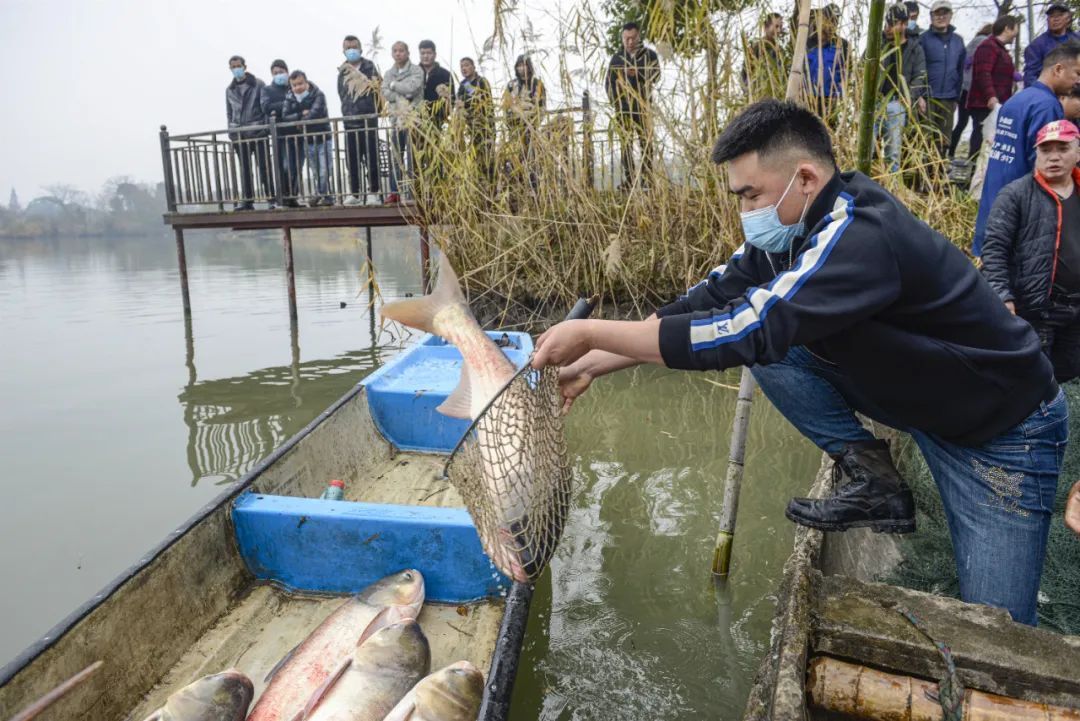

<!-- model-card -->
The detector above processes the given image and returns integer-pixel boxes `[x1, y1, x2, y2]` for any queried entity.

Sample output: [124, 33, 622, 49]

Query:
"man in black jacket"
[261, 59, 300, 207]
[456, 57, 496, 187]
[606, 22, 661, 189]
[982, 120, 1080, 382]
[226, 55, 274, 210]
[416, 40, 453, 177]
[338, 35, 382, 206]
[532, 100, 1065, 626]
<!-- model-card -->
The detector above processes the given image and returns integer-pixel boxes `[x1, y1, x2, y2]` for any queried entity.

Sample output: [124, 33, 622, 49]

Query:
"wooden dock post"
[174, 228, 191, 317]
[365, 226, 375, 302]
[419, 227, 431, 294]
[283, 226, 297, 320]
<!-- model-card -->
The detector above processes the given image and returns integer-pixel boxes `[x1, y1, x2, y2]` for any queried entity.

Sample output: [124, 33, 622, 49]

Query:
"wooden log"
[808, 656, 1080, 720]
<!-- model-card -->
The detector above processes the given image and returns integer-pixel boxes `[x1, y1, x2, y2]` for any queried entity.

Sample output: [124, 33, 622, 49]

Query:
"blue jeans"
[752, 346, 1068, 625]
[882, 100, 907, 173]
[304, 138, 334, 200]
[389, 129, 410, 194]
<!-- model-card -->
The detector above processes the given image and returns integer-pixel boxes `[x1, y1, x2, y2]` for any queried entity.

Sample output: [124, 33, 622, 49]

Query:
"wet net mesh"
[888, 382, 1080, 634]
[444, 365, 573, 583]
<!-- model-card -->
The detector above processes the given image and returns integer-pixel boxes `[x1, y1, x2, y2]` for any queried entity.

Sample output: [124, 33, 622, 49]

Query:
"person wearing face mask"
[905, 1, 922, 35]
[261, 59, 300, 208]
[531, 99, 1063, 628]
[226, 55, 273, 210]
[282, 70, 333, 207]
[338, 35, 382, 206]
[1024, 2, 1080, 88]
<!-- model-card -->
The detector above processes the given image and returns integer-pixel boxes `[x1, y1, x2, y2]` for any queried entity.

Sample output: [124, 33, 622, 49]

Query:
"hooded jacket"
[879, 29, 928, 102]
[338, 56, 380, 122]
[967, 35, 1016, 109]
[918, 24, 966, 99]
[655, 170, 1054, 446]
[973, 81, 1066, 255]
[982, 168, 1080, 314]
[606, 46, 661, 116]
[226, 73, 268, 140]
[1022, 25, 1080, 87]
[281, 82, 331, 140]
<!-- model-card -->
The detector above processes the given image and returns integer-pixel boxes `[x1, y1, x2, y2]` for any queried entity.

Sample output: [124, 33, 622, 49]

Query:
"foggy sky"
[0, 0, 1003, 202]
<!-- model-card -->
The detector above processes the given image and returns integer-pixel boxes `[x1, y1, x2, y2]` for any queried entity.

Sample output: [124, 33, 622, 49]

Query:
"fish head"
[357, 569, 425, 615]
[161, 669, 253, 721]
[413, 661, 484, 721]
[353, 619, 432, 676]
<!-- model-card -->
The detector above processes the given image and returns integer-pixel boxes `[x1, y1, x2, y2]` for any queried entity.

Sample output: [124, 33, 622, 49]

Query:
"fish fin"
[264, 640, 301, 683]
[381, 252, 465, 334]
[437, 362, 474, 419]
[356, 604, 412, 648]
[298, 656, 352, 720]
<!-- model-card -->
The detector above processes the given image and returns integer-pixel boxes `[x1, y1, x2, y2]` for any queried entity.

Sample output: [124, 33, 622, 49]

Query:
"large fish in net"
[381, 254, 572, 582]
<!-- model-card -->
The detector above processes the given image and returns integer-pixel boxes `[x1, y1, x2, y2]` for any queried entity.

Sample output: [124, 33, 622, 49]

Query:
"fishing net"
[444, 365, 573, 583]
[888, 382, 1080, 634]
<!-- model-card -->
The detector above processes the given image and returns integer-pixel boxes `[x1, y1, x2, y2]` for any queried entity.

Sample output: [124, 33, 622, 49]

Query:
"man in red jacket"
[966, 15, 1020, 160]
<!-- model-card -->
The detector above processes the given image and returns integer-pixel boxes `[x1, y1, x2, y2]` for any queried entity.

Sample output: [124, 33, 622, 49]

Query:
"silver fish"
[141, 669, 253, 721]
[380, 661, 484, 721]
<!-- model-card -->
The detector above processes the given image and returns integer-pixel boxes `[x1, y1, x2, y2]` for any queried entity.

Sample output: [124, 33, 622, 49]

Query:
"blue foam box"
[232, 493, 508, 601]
[362, 331, 533, 453]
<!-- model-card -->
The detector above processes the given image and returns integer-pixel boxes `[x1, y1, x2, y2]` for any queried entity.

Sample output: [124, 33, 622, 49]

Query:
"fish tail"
[381, 252, 465, 334]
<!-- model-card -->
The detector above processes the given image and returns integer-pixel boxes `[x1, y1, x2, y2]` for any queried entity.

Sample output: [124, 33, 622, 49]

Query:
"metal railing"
[159, 92, 673, 213]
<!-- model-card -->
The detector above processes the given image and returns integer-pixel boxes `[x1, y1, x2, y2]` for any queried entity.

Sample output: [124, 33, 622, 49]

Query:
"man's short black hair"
[343, 35, 360, 44]
[904, 1, 920, 14]
[711, 99, 835, 167]
[1045, 39, 1080, 69]
[271, 58, 288, 72]
[289, 70, 307, 81]
[460, 56, 475, 65]
[887, 3, 910, 26]
[419, 39, 436, 51]
[992, 15, 1019, 35]
[229, 55, 245, 66]
[763, 11, 783, 24]
[622, 21, 641, 32]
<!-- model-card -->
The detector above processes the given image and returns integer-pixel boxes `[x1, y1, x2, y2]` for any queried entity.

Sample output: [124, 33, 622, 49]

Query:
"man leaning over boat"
[531, 99, 1067, 627]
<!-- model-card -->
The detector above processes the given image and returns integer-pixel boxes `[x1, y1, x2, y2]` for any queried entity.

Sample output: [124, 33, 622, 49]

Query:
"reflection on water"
[0, 230, 821, 717]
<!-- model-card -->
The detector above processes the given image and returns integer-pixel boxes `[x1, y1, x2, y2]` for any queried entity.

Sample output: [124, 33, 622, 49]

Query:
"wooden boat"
[0, 330, 538, 721]
[745, 441, 1080, 720]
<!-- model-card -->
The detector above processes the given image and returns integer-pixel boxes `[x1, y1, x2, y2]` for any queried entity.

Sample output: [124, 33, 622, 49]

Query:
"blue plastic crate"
[362, 331, 533, 453]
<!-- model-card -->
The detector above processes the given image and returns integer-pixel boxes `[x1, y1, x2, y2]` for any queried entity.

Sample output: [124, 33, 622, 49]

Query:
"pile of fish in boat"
[142, 570, 479, 721]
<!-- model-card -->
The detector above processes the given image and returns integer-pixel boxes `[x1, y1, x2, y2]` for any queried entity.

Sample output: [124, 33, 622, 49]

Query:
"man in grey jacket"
[382, 41, 424, 204]
[226, 55, 273, 210]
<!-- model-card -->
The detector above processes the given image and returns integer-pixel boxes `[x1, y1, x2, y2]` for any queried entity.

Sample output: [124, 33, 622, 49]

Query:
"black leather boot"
[785, 439, 916, 534]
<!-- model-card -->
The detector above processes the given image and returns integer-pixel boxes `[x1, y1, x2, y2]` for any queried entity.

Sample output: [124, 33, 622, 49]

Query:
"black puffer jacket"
[226, 73, 268, 140]
[282, 82, 331, 140]
[261, 81, 292, 129]
[982, 168, 1080, 316]
[338, 57, 380, 122]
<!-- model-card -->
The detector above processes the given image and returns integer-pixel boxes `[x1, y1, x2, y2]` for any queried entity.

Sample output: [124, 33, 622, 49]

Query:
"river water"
[0, 231, 821, 718]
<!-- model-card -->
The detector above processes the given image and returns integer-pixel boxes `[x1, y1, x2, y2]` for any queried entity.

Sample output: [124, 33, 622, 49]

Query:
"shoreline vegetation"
[394, 0, 982, 324]
[0, 179, 169, 240]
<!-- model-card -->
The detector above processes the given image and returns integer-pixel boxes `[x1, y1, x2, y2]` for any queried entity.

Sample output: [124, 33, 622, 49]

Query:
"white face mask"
[738, 171, 811, 253]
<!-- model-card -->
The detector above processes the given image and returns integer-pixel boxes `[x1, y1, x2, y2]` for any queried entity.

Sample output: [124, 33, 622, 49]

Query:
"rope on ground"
[895, 605, 965, 721]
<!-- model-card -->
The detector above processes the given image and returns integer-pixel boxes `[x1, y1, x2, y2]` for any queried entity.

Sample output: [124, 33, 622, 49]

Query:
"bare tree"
[42, 183, 89, 207]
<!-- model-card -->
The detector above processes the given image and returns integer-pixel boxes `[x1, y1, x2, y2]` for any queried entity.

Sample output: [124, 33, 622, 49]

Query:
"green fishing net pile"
[887, 382, 1080, 634]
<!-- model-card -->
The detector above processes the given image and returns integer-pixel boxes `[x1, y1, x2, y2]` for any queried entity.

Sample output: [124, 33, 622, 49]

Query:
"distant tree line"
[0, 178, 167, 238]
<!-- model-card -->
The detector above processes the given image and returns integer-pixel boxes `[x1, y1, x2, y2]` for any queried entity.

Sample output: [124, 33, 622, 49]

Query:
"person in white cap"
[918, 0, 966, 158]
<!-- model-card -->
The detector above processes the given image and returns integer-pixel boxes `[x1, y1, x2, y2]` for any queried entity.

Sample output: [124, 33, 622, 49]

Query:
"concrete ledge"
[813, 574, 1080, 709]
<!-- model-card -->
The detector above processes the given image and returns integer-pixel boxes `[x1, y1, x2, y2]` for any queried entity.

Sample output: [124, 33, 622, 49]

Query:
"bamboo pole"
[712, 0, 814, 578]
[808, 656, 1080, 721]
[8, 661, 103, 721]
[857, 0, 887, 174]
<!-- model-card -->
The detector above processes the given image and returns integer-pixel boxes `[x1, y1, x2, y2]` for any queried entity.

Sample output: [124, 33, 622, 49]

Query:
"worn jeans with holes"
[751, 345, 1068, 625]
